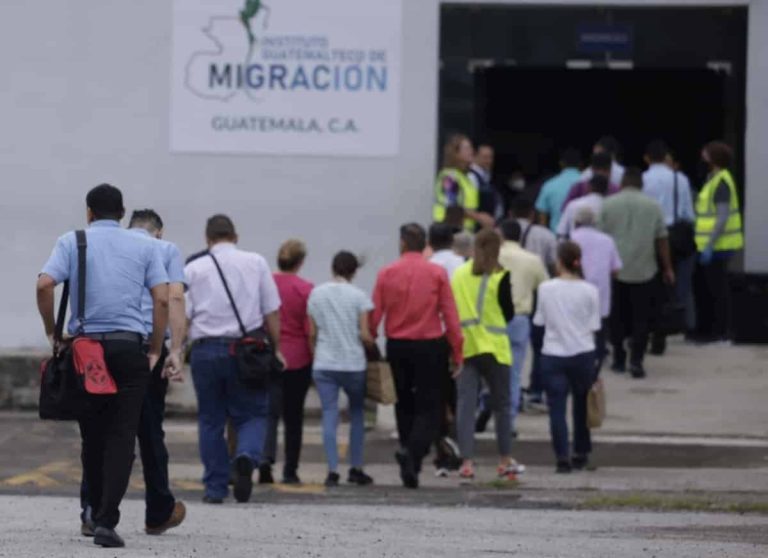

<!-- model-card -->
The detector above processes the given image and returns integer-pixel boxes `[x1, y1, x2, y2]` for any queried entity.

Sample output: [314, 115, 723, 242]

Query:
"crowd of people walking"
[34, 131, 743, 548]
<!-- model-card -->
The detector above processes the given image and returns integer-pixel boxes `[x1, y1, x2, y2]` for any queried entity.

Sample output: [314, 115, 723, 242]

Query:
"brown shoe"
[145, 501, 187, 535]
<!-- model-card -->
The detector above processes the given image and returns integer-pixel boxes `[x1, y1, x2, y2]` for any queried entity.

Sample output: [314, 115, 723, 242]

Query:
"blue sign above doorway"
[577, 24, 634, 55]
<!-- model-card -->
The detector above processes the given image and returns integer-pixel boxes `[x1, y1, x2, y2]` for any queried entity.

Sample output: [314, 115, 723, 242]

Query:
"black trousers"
[433, 338, 457, 465]
[78, 339, 151, 529]
[528, 320, 545, 395]
[610, 279, 654, 366]
[387, 338, 444, 471]
[262, 366, 312, 477]
[694, 257, 730, 340]
[594, 318, 610, 373]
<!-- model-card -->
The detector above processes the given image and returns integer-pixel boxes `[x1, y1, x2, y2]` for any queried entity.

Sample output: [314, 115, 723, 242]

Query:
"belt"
[194, 336, 240, 345]
[84, 332, 144, 343]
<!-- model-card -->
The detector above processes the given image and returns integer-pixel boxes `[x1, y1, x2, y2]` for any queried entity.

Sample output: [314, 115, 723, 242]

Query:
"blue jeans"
[190, 341, 268, 500]
[541, 351, 596, 461]
[313, 369, 366, 472]
[507, 315, 530, 430]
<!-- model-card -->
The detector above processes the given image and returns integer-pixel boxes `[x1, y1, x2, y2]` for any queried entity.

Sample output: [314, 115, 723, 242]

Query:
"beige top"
[498, 241, 549, 315]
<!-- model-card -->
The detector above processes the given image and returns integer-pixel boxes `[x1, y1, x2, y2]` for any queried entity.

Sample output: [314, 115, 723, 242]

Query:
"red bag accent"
[71, 338, 118, 395]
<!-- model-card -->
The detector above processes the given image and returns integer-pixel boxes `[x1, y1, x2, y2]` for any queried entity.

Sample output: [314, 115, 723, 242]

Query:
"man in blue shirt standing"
[535, 148, 582, 232]
[37, 184, 169, 549]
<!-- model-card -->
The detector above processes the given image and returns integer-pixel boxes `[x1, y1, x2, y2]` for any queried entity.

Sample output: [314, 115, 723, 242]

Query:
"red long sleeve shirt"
[370, 252, 464, 364]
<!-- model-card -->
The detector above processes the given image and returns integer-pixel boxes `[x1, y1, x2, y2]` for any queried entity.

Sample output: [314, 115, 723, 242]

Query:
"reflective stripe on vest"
[433, 168, 479, 231]
[451, 262, 512, 365]
[694, 169, 744, 252]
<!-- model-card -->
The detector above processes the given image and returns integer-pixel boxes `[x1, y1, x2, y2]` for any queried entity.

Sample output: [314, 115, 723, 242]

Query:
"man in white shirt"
[558, 175, 610, 239]
[428, 223, 465, 279]
[185, 215, 282, 505]
[581, 135, 625, 186]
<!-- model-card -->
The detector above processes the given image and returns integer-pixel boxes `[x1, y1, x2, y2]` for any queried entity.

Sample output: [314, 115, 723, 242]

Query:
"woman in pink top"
[260, 240, 314, 485]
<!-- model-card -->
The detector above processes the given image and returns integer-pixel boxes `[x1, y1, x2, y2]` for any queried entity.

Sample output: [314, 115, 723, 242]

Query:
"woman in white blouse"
[533, 241, 601, 473]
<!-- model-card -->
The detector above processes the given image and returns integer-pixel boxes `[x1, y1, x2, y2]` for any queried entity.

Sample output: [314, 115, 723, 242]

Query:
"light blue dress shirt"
[535, 168, 582, 232]
[129, 228, 185, 334]
[41, 220, 168, 335]
[642, 164, 695, 225]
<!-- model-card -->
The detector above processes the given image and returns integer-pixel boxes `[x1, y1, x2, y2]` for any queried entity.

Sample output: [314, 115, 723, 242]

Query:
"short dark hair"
[332, 251, 360, 280]
[590, 152, 612, 172]
[400, 223, 427, 252]
[704, 141, 734, 169]
[560, 147, 582, 168]
[428, 223, 455, 251]
[500, 219, 522, 242]
[86, 184, 125, 221]
[589, 174, 609, 196]
[511, 196, 535, 218]
[645, 140, 669, 163]
[129, 209, 163, 232]
[595, 135, 621, 158]
[558, 241, 584, 278]
[621, 167, 644, 189]
[205, 214, 237, 242]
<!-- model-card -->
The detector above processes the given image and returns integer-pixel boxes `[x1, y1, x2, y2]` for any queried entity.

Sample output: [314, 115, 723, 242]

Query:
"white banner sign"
[170, 0, 402, 157]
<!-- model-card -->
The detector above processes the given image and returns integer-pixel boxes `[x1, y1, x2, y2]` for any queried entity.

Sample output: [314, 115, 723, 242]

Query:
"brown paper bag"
[366, 360, 397, 405]
[587, 378, 606, 429]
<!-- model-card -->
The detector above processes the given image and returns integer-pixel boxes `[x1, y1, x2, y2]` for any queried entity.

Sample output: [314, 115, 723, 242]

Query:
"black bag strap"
[209, 253, 248, 338]
[673, 171, 679, 223]
[75, 230, 87, 334]
[521, 222, 534, 248]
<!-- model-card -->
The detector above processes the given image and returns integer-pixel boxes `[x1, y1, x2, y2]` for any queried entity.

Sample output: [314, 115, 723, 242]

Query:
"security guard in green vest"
[433, 134, 495, 231]
[693, 141, 744, 342]
[451, 229, 524, 482]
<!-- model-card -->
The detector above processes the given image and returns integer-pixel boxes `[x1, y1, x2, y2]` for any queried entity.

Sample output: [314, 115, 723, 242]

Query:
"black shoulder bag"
[39, 230, 93, 420]
[209, 253, 280, 389]
[668, 171, 696, 260]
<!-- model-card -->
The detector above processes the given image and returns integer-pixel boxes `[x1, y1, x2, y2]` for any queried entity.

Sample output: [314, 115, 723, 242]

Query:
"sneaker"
[258, 463, 274, 485]
[145, 501, 187, 535]
[629, 363, 646, 379]
[324, 472, 340, 487]
[572, 455, 597, 472]
[475, 409, 492, 433]
[395, 449, 419, 489]
[434, 467, 450, 478]
[233, 455, 254, 503]
[282, 472, 302, 485]
[347, 468, 374, 486]
[81, 520, 95, 538]
[556, 461, 573, 474]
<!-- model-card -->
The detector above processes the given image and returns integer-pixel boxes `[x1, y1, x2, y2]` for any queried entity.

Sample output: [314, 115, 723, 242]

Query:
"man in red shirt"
[371, 223, 463, 489]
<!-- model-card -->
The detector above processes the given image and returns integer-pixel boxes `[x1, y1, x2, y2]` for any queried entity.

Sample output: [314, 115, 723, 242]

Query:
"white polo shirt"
[185, 242, 281, 340]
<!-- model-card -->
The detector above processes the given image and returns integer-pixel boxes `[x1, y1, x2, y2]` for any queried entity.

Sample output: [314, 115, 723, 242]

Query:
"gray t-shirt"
[308, 281, 374, 372]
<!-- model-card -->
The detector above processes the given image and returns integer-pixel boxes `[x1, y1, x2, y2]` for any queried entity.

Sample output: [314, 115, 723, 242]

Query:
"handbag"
[365, 345, 397, 405]
[587, 378, 606, 429]
[39, 230, 101, 420]
[209, 253, 281, 389]
[668, 171, 696, 260]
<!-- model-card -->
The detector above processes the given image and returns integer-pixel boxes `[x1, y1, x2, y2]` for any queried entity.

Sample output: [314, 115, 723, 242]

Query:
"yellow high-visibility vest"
[433, 168, 479, 231]
[694, 169, 744, 252]
[451, 261, 511, 365]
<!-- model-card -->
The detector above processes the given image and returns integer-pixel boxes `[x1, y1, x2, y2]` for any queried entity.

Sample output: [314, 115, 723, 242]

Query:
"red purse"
[72, 338, 117, 395]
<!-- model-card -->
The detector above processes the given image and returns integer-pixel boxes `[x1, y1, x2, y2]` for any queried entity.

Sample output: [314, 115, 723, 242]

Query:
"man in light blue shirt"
[535, 148, 582, 232]
[642, 140, 695, 225]
[36, 184, 169, 549]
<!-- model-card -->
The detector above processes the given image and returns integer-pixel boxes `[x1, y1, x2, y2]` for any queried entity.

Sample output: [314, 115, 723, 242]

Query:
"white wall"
[0, 0, 441, 348]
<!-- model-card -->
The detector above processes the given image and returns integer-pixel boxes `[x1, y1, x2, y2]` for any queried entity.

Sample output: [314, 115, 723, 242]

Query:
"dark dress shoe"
[145, 501, 187, 535]
[81, 521, 95, 537]
[556, 461, 573, 474]
[630, 363, 647, 379]
[234, 455, 255, 503]
[395, 449, 419, 489]
[258, 463, 274, 485]
[93, 527, 125, 548]
[282, 472, 302, 485]
[202, 496, 224, 504]
[324, 472, 340, 487]
[347, 468, 374, 486]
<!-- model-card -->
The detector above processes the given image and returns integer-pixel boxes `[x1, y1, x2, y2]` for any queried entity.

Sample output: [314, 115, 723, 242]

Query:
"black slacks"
[694, 257, 730, 340]
[262, 366, 312, 477]
[387, 338, 444, 471]
[78, 339, 151, 529]
[610, 279, 654, 366]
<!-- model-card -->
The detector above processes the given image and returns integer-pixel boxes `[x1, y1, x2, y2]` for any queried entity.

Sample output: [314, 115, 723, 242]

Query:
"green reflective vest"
[694, 169, 744, 252]
[451, 261, 511, 365]
[433, 168, 479, 231]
